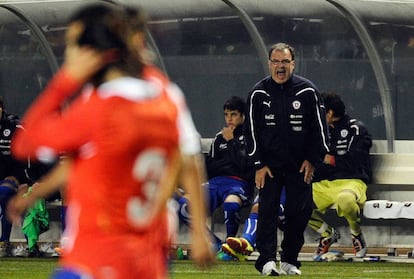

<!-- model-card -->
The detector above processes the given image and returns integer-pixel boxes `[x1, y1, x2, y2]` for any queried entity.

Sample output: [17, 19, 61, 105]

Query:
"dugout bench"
[8, 140, 414, 253]
[198, 138, 414, 253]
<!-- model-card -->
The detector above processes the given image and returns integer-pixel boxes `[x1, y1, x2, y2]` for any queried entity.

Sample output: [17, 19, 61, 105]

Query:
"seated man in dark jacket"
[0, 97, 28, 257]
[176, 96, 254, 258]
[309, 92, 372, 260]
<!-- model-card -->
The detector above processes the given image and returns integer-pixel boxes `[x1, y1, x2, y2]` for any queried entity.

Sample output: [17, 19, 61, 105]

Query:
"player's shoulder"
[142, 65, 169, 85]
[292, 74, 319, 92]
[348, 117, 366, 129]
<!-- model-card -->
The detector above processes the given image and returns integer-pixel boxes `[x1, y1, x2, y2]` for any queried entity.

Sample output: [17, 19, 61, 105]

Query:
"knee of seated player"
[224, 194, 242, 205]
[250, 202, 259, 214]
[336, 190, 358, 214]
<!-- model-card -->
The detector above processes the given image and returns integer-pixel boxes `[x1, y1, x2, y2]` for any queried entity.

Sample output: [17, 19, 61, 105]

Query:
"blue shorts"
[205, 176, 252, 214]
[0, 186, 15, 214]
[50, 268, 90, 279]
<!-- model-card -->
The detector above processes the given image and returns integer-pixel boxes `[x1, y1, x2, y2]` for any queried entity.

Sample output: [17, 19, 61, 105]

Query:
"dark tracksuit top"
[0, 112, 27, 183]
[244, 74, 330, 172]
[315, 114, 372, 184]
[205, 123, 255, 210]
[206, 124, 254, 184]
[0, 112, 52, 186]
[244, 74, 330, 269]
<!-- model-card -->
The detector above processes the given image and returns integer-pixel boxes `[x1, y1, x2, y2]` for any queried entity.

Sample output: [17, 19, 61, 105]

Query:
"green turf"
[0, 258, 58, 279]
[1, 258, 414, 279]
[171, 260, 414, 279]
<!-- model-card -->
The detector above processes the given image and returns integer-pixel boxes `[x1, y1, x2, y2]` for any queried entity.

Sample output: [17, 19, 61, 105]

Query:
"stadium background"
[0, 0, 414, 253]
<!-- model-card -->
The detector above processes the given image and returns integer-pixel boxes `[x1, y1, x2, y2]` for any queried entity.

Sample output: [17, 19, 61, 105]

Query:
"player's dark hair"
[68, 3, 143, 84]
[124, 5, 147, 33]
[223, 96, 245, 116]
[321, 92, 346, 118]
[72, 5, 124, 51]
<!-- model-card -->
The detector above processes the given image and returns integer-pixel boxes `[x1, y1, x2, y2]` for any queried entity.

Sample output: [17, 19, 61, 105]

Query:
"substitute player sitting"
[176, 96, 254, 258]
[309, 92, 372, 260]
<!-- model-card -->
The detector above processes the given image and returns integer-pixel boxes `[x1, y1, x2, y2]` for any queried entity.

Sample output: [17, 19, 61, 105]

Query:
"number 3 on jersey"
[127, 148, 168, 228]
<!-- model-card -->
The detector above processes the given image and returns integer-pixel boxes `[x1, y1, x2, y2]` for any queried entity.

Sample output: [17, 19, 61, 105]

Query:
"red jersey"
[142, 65, 201, 156]
[12, 70, 180, 279]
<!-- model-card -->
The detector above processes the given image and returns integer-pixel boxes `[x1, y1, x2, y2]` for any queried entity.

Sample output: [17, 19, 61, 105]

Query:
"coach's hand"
[300, 159, 314, 184]
[255, 166, 273, 189]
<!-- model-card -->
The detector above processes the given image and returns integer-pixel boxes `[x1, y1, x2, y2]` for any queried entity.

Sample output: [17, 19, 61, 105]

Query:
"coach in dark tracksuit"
[244, 43, 329, 276]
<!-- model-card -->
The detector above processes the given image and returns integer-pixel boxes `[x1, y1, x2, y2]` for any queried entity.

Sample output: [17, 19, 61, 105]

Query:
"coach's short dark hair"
[268, 43, 295, 61]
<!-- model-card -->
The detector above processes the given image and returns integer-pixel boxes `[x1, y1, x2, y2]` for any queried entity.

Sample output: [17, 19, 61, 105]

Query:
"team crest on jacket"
[340, 129, 348, 138]
[292, 100, 301, 110]
[3, 129, 11, 137]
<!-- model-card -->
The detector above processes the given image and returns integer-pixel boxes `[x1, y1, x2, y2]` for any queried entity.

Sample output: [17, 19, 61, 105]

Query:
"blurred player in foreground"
[125, 5, 214, 267]
[8, 3, 213, 279]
